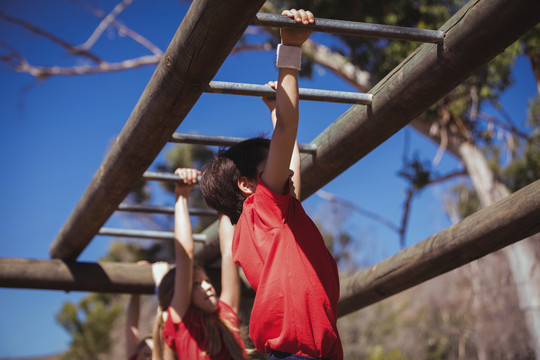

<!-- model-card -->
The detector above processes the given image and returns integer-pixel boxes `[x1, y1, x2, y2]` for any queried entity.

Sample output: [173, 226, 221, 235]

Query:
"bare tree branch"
[318, 169, 467, 248]
[70, 0, 163, 56]
[399, 169, 467, 248]
[0, 11, 103, 65]
[13, 54, 161, 78]
[73, 0, 135, 53]
[478, 111, 540, 146]
[399, 189, 415, 249]
[0, 0, 168, 79]
[428, 170, 468, 186]
[316, 189, 401, 234]
[0, 38, 26, 69]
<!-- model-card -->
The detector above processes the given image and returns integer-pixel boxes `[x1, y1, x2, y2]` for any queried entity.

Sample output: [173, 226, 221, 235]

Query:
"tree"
[56, 293, 122, 360]
[1, 0, 538, 357]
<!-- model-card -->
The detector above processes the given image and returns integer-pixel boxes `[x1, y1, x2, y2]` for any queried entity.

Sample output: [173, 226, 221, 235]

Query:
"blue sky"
[0, 1, 537, 358]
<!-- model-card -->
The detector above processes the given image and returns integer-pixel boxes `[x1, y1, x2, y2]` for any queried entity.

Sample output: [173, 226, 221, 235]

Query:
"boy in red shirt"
[201, 9, 343, 360]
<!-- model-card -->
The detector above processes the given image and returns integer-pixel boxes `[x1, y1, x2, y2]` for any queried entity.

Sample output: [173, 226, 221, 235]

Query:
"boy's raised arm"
[262, 9, 313, 196]
[262, 80, 301, 199]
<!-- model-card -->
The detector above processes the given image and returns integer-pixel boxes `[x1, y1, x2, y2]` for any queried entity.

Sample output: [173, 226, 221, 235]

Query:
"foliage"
[275, 0, 461, 80]
[522, 23, 540, 79]
[502, 142, 540, 191]
[398, 154, 432, 190]
[319, 222, 357, 270]
[101, 241, 169, 264]
[448, 182, 480, 218]
[366, 346, 407, 360]
[56, 293, 122, 360]
[501, 95, 540, 191]
[528, 94, 540, 129]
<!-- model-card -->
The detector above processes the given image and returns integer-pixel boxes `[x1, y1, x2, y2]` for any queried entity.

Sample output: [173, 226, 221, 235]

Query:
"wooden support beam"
[0, 258, 155, 293]
[49, 0, 266, 260]
[194, 220, 221, 264]
[0, 257, 255, 297]
[299, 0, 540, 199]
[338, 179, 540, 317]
[2, 179, 539, 296]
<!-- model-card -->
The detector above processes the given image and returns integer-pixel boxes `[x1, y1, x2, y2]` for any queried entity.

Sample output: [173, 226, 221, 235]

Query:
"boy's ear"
[238, 176, 255, 196]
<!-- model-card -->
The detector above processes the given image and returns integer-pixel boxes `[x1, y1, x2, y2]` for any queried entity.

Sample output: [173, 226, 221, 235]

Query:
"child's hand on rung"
[280, 9, 314, 47]
[261, 81, 277, 111]
[262, 81, 278, 129]
[174, 168, 200, 198]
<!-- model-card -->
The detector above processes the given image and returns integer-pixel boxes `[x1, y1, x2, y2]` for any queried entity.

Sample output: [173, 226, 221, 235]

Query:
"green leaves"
[56, 294, 122, 360]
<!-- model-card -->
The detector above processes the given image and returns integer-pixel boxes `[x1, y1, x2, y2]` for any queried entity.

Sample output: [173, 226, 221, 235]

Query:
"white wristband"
[276, 44, 302, 70]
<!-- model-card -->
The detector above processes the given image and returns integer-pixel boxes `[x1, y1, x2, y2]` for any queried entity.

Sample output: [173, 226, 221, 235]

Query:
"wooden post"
[49, 0, 266, 260]
[338, 179, 540, 317]
[0, 258, 155, 293]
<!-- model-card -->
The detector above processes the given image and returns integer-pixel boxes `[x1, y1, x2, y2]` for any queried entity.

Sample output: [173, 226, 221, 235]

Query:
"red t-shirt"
[232, 177, 343, 359]
[162, 300, 245, 360]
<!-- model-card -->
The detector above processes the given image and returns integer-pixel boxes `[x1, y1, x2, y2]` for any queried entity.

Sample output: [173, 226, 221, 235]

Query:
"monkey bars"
[206, 81, 373, 105]
[170, 133, 318, 154]
[97, 228, 207, 242]
[0, 0, 537, 325]
[252, 13, 445, 44]
[117, 203, 217, 217]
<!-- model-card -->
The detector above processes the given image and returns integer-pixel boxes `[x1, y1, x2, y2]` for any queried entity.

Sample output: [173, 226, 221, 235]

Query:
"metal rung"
[171, 133, 318, 154]
[98, 227, 207, 242]
[118, 203, 218, 217]
[252, 13, 444, 44]
[142, 171, 202, 183]
[206, 81, 373, 105]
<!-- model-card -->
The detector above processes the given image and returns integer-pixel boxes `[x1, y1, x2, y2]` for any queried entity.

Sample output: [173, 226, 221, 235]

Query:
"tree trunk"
[458, 142, 540, 358]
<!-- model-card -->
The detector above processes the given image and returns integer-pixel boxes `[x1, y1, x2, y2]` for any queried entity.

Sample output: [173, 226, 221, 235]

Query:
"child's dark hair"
[200, 137, 270, 224]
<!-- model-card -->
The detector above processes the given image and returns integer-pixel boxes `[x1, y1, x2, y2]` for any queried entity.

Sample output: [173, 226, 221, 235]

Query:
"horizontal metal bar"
[253, 13, 444, 44]
[170, 133, 318, 154]
[206, 81, 373, 105]
[142, 171, 202, 183]
[117, 203, 218, 217]
[98, 227, 207, 242]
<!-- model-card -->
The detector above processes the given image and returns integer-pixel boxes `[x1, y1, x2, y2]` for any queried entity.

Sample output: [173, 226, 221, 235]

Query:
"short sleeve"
[218, 301, 239, 327]
[162, 306, 193, 353]
[253, 175, 292, 225]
